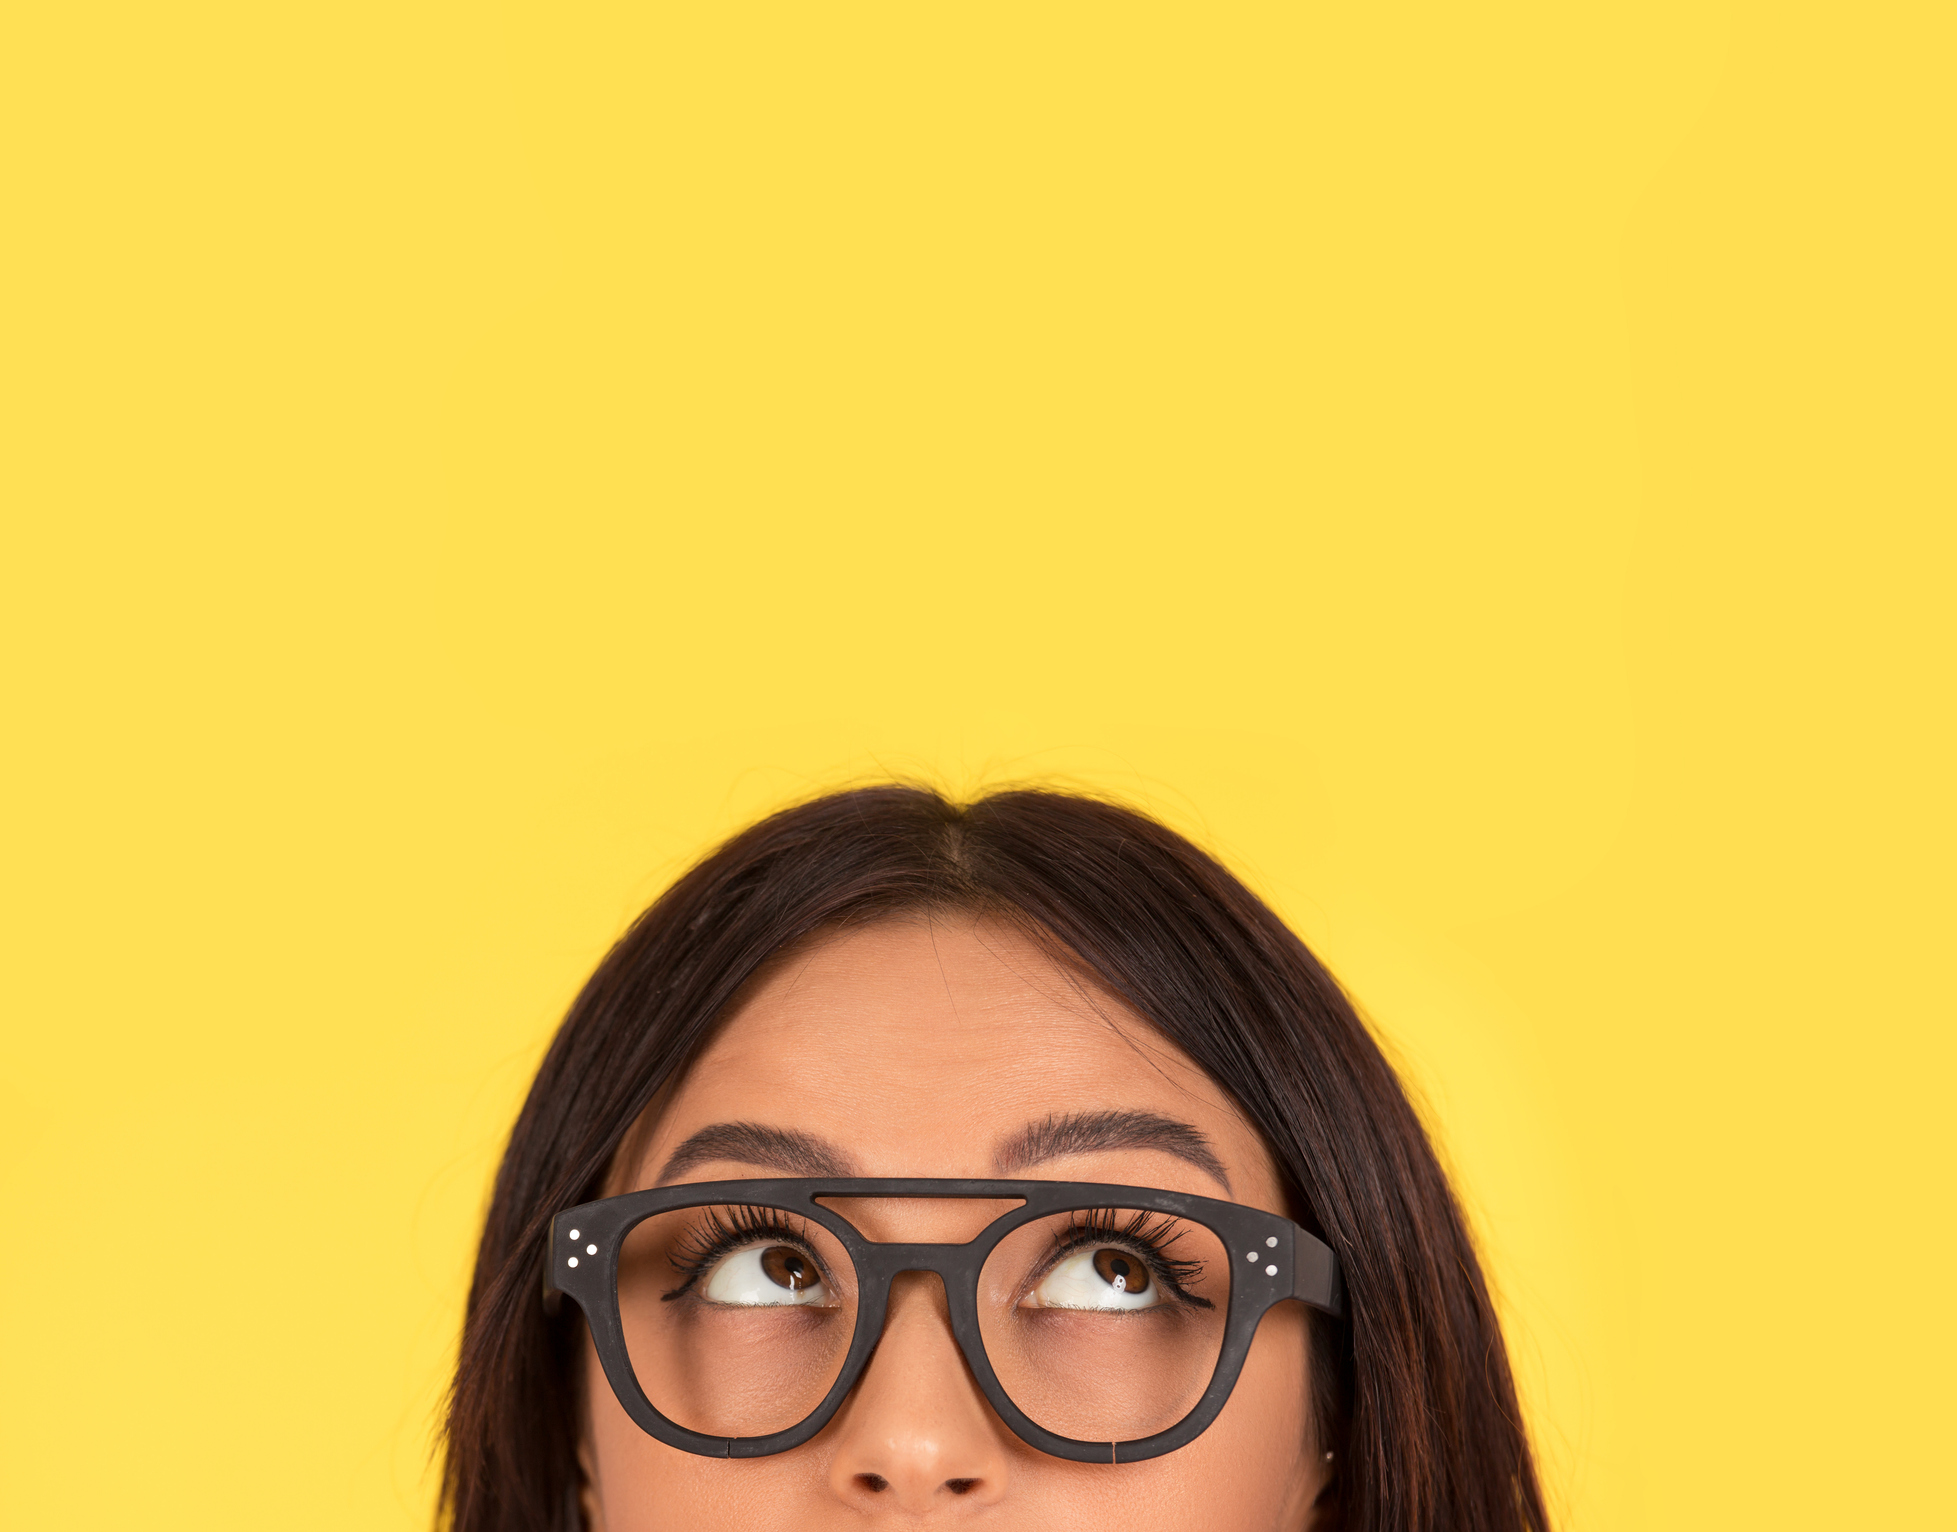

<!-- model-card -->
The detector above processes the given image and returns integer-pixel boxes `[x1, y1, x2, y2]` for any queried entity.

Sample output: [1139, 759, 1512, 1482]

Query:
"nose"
[825, 1271, 1012, 1512]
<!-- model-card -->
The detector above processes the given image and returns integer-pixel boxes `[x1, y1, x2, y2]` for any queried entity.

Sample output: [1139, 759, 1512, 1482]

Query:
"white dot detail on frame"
[586, 1244, 597, 1255]
[1266, 1236, 1278, 1248]
[569, 1229, 580, 1241]
[1245, 1251, 1258, 1261]
[568, 1256, 579, 1268]
[1265, 1264, 1278, 1276]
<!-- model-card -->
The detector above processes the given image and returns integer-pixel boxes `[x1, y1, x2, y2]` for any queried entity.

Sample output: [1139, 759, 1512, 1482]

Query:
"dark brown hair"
[441, 785, 1550, 1531]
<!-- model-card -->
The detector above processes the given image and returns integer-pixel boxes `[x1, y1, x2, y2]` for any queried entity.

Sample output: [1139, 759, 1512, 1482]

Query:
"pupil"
[762, 1246, 810, 1291]
[1092, 1247, 1149, 1293]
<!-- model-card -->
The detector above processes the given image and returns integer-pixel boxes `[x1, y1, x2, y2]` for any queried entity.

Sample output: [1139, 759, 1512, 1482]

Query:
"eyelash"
[1040, 1209, 1214, 1310]
[661, 1206, 827, 1302]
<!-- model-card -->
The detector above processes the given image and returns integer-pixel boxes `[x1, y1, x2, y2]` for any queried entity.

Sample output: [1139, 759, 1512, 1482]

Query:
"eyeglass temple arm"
[1290, 1226, 1346, 1319]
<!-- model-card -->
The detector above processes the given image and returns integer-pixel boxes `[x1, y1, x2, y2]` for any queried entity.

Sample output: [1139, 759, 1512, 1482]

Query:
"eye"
[700, 1242, 834, 1307]
[1023, 1246, 1167, 1310]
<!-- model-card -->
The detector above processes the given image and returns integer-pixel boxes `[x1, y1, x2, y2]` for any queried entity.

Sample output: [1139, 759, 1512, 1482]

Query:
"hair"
[441, 785, 1550, 1532]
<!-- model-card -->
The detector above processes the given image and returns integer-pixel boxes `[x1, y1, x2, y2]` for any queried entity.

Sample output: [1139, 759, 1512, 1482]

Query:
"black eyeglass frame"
[545, 1178, 1344, 1464]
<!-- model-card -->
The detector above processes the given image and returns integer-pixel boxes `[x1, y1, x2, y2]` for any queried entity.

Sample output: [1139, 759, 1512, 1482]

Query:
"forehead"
[631, 915, 1283, 1206]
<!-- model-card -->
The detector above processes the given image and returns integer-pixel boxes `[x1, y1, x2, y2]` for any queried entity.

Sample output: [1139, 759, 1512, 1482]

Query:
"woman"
[442, 786, 1550, 1530]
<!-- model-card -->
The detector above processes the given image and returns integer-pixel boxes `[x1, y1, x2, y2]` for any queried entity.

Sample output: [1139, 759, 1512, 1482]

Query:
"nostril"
[944, 1478, 981, 1496]
[854, 1473, 890, 1494]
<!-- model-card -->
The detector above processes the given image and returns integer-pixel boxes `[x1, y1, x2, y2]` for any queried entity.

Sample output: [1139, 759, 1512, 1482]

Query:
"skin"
[581, 915, 1333, 1529]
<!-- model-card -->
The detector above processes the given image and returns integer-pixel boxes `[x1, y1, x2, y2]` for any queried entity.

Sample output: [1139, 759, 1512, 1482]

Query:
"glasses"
[546, 1178, 1344, 1464]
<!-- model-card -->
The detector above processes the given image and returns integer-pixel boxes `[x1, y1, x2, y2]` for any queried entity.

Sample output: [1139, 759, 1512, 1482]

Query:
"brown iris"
[1091, 1248, 1150, 1295]
[760, 1245, 815, 1292]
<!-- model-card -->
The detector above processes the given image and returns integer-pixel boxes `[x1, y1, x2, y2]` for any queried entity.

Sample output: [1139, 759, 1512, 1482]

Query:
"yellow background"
[3, 2, 1950, 1527]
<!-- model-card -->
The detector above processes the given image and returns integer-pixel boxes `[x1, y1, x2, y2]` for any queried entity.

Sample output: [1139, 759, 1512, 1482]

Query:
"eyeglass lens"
[614, 1202, 1233, 1442]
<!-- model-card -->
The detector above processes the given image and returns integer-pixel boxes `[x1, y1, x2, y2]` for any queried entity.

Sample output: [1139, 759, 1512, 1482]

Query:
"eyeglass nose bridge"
[834, 1241, 995, 1332]
[831, 1243, 1018, 1419]
[834, 1235, 1008, 1321]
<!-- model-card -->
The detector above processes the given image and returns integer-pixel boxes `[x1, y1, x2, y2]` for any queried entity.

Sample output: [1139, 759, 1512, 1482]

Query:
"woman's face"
[581, 915, 1331, 1529]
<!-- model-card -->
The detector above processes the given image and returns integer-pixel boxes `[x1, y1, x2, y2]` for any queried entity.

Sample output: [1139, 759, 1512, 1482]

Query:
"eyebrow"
[655, 1121, 859, 1185]
[992, 1109, 1232, 1194]
[652, 1109, 1232, 1195]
